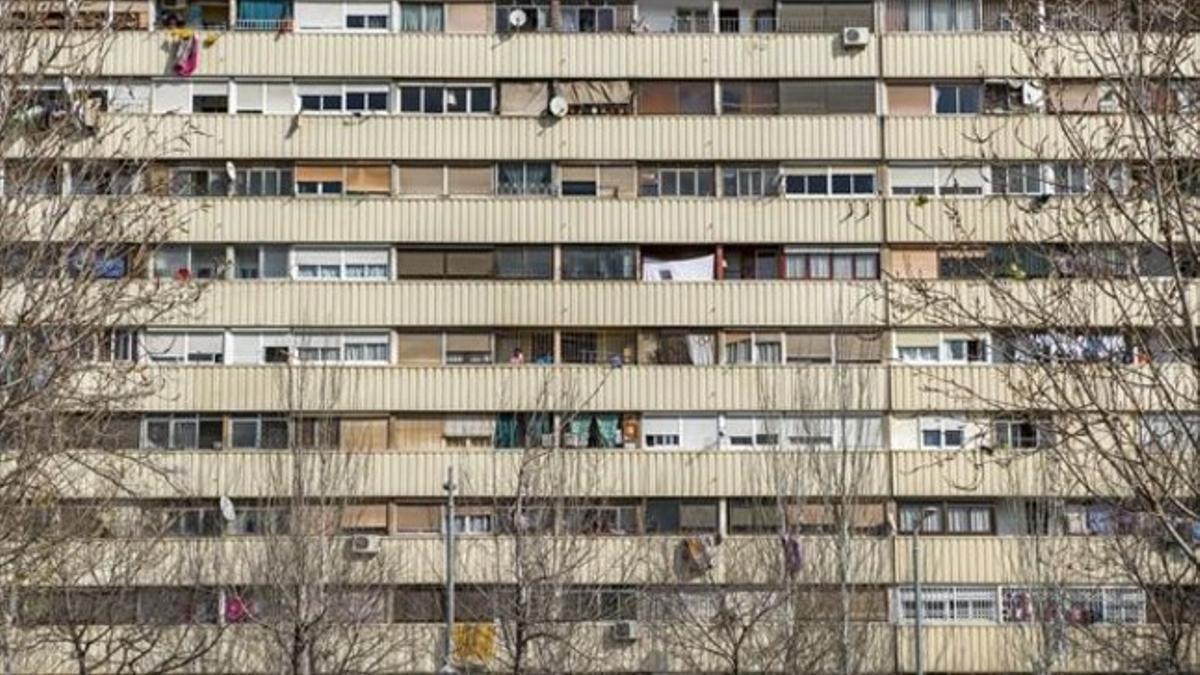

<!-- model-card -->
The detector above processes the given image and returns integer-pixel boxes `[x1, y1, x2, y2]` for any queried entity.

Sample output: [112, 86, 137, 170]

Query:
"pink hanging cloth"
[174, 35, 200, 77]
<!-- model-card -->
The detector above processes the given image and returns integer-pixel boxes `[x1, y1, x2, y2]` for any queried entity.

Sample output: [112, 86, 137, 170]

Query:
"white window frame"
[918, 416, 967, 449]
[291, 247, 391, 281]
[932, 83, 982, 115]
[296, 83, 392, 114]
[229, 415, 290, 449]
[449, 512, 494, 535]
[141, 415, 224, 450]
[142, 331, 225, 365]
[397, 82, 495, 114]
[781, 167, 876, 199]
[293, 332, 392, 364]
[893, 587, 1000, 624]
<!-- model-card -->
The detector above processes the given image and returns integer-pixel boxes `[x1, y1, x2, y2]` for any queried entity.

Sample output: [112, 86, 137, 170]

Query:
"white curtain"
[685, 334, 716, 365]
[642, 254, 715, 281]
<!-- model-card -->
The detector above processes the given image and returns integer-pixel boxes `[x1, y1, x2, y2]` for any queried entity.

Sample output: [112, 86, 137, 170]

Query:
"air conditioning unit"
[841, 26, 870, 48]
[612, 620, 640, 642]
[350, 534, 382, 555]
[563, 432, 586, 448]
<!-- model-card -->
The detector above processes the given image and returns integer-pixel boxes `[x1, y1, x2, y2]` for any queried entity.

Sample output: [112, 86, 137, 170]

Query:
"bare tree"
[1, 2, 203, 670]
[892, 1, 1200, 670]
[646, 357, 890, 674]
[217, 359, 413, 675]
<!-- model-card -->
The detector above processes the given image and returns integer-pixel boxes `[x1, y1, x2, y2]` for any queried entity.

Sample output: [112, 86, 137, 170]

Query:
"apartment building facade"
[4, 0, 1192, 672]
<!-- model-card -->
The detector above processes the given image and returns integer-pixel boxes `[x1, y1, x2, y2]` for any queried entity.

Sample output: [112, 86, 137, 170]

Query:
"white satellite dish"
[548, 95, 569, 118]
[219, 495, 237, 522]
[224, 161, 236, 182]
[508, 8, 528, 27]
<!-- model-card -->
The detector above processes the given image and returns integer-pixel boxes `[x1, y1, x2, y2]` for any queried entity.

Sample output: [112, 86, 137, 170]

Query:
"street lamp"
[911, 507, 939, 675]
[441, 465, 458, 675]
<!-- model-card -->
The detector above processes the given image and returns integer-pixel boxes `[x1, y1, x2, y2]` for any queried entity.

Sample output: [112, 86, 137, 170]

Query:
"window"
[894, 587, 998, 623]
[934, 84, 982, 114]
[721, 415, 781, 448]
[560, 3, 623, 32]
[644, 500, 718, 533]
[1002, 588, 1146, 625]
[944, 337, 988, 362]
[639, 165, 716, 197]
[784, 249, 879, 280]
[721, 332, 783, 365]
[1052, 163, 1089, 194]
[230, 416, 289, 449]
[233, 246, 289, 279]
[561, 246, 637, 280]
[896, 345, 940, 363]
[496, 2, 549, 31]
[297, 417, 341, 449]
[722, 165, 779, 197]
[993, 419, 1047, 449]
[444, 334, 494, 364]
[990, 163, 1046, 195]
[919, 417, 967, 449]
[783, 169, 875, 197]
[727, 499, 783, 534]
[295, 166, 345, 196]
[399, 3, 444, 31]
[142, 416, 223, 450]
[294, 248, 390, 280]
[169, 168, 228, 197]
[153, 245, 227, 280]
[452, 512, 494, 535]
[294, 333, 390, 363]
[346, 5, 390, 30]
[399, 84, 493, 114]
[636, 81, 715, 115]
[899, 503, 994, 534]
[897, 0, 980, 32]
[298, 84, 390, 114]
[561, 331, 636, 364]
[143, 332, 224, 364]
[235, 167, 293, 196]
[720, 81, 779, 115]
[497, 162, 554, 196]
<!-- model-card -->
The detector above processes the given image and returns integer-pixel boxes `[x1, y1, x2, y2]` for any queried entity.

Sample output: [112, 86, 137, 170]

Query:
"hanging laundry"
[174, 34, 200, 77]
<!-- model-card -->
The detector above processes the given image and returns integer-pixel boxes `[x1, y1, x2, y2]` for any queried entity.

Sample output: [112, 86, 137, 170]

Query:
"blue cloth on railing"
[238, 0, 290, 22]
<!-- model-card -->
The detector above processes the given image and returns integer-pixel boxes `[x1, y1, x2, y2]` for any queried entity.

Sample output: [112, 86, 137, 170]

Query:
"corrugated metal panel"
[139, 365, 888, 412]
[886, 197, 1058, 244]
[885, 116, 1114, 160]
[124, 450, 892, 499]
[93, 32, 878, 79]
[161, 280, 885, 327]
[177, 197, 883, 245]
[889, 280, 1160, 328]
[891, 451, 1052, 498]
[91, 115, 879, 161]
[889, 366, 1014, 411]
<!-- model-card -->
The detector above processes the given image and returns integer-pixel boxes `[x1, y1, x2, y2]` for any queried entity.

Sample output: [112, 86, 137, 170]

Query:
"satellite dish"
[219, 496, 237, 522]
[224, 161, 236, 181]
[548, 96, 568, 118]
[508, 8, 527, 27]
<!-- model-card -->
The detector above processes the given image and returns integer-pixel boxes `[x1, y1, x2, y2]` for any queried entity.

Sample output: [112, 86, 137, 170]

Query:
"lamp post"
[912, 507, 939, 675]
[440, 466, 459, 675]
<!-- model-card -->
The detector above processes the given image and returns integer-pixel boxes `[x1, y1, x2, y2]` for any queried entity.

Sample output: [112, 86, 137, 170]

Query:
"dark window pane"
[424, 88, 444, 113]
[300, 95, 321, 111]
[400, 87, 422, 112]
[346, 93, 365, 110]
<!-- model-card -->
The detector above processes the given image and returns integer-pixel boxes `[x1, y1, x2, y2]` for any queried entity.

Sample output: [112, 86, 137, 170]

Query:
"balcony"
[168, 280, 885, 327]
[119, 449, 893, 499]
[892, 536, 1137, 586]
[139, 364, 888, 412]
[82, 114, 879, 162]
[172, 196, 883, 245]
[884, 115, 1125, 161]
[94, 30, 877, 79]
[64, 534, 892, 586]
